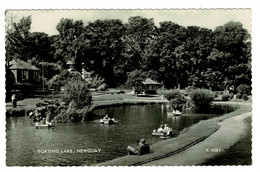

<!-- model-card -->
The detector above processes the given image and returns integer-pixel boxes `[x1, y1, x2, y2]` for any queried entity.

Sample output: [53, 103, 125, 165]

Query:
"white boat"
[35, 122, 52, 128]
[152, 128, 173, 137]
[168, 110, 182, 116]
[100, 118, 115, 124]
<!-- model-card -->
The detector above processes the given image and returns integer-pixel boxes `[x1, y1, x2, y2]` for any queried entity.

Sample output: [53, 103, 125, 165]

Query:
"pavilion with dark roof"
[136, 78, 161, 94]
[8, 59, 40, 99]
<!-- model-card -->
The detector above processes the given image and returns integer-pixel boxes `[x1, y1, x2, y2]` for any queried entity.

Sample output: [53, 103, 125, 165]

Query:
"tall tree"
[122, 16, 157, 72]
[53, 18, 86, 70]
[212, 21, 251, 89]
[5, 16, 32, 63]
[85, 19, 125, 87]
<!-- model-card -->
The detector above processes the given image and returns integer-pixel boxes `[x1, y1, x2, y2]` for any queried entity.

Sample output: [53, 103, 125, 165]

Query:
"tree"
[125, 69, 146, 93]
[61, 80, 92, 109]
[5, 16, 32, 63]
[53, 18, 86, 70]
[189, 89, 214, 111]
[85, 19, 125, 87]
[212, 21, 251, 89]
[26, 32, 53, 64]
[152, 22, 187, 88]
[122, 16, 157, 72]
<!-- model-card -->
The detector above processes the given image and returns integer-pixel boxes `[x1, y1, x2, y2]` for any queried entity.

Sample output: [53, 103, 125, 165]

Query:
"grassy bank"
[95, 101, 252, 166]
[202, 116, 252, 165]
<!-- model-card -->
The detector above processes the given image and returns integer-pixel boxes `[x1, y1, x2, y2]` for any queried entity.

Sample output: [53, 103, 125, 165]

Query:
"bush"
[54, 101, 92, 123]
[236, 93, 242, 99]
[236, 84, 251, 95]
[163, 89, 182, 101]
[222, 94, 230, 101]
[163, 89, 187, 111]
[61, 80, 92, 109]
[189, 89, 214, 110]
[170, 96, 187, 111]
[47, 70, 82, 90]
[242, 94, 249, 101]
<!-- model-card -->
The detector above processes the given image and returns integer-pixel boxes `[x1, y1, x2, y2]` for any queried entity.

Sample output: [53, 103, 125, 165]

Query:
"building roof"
[9, 60, 40, 70]
[142, 78, 161, 85]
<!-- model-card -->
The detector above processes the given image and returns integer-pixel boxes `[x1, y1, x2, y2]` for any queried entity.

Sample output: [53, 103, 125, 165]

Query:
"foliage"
[242, 94, 249, 101]
[47, 70, 81, 90]
[5, 15, 251, 92]
[163, 89, 182, 101]
[189, 89, 214, 110]
[236, 93, 242, 99]
[169, 95, 187, 111]
[85, 74, 106, 90]
[163, 89, 187, 111]
[41, 62, 62, 80]
[5, 16, 32, 62]
[222, 94, 230, 101]
[125, 69, 146, 89]
[236, 84, 251, 95]
[61, 80, 92, 109]
[54, 101, 92, 123]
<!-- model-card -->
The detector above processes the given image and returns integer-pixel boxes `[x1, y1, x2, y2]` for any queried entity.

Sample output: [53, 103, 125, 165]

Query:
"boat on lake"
[35, 122, 52, 128]
[167, 110, 182, 116]
[100, 118, 115, 124]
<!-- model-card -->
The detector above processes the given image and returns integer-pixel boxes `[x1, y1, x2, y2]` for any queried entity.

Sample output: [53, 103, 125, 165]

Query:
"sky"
[5, 9, 251, 36]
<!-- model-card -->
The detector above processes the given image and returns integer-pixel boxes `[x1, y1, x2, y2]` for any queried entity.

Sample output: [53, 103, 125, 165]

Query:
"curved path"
[143, 112, 252, 166]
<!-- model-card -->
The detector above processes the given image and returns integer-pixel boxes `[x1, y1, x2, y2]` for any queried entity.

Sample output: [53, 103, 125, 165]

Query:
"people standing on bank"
[11, 94, 17, 108]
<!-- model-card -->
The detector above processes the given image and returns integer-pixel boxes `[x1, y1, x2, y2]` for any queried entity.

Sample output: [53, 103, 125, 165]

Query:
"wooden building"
[135, 78, 161, 94]
[8, 59, 40, 98]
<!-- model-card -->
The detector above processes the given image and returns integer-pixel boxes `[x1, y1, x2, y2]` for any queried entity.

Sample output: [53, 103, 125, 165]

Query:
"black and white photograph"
[2, 1, 259, 169]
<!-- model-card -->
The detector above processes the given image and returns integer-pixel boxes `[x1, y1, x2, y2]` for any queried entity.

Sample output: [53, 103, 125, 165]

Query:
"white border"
[1, 0, 259, 172]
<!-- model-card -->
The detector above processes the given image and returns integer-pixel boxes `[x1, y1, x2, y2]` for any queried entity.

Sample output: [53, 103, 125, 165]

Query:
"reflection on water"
[6, 104, 233, 166]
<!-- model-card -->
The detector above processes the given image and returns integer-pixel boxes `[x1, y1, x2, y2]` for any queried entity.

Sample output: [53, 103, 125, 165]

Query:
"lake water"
[6, 103, 232, 166]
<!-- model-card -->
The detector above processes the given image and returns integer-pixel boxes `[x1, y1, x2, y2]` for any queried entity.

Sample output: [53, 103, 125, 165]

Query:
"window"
[21, 70, 29, 81]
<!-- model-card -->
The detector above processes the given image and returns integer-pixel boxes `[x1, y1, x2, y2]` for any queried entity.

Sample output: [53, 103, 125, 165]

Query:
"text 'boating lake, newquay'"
[37, 149, 102, 154]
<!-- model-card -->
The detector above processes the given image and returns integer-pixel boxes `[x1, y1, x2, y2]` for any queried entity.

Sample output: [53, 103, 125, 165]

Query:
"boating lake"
[6, 103, 233, 166]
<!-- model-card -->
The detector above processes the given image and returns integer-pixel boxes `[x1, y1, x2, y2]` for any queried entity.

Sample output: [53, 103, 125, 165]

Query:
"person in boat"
[157, 125, 164, 133]
[127, 138, 150, 155]
[164, 124, 173, 136]
[163, 124, 170, 133]
[103, 114, 110, 121]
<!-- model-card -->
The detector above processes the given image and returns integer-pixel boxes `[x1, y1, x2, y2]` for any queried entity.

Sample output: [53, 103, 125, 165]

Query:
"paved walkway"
[143, 112, 252, 166]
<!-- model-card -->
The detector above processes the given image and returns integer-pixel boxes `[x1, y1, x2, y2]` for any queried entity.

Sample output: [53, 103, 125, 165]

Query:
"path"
[143, 112, 252, 166]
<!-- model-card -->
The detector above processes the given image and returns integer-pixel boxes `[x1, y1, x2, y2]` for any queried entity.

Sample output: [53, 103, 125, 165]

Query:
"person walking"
[11, 94, 17, 108]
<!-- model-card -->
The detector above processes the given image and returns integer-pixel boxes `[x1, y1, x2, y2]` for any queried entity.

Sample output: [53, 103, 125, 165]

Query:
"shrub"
[47, 70, 82, 90]
[242, 94, 249, 101]
[222, 94, 230, 101]
[189, 89, 214, 110]
[85, 74, 107, 90]
[61, 80, 92, 109]
[163, 89, 187, 111]
[236, 84, 251, 95]
[236, 93, 242, 99]
[163, 89, 182, 101]
[170, 95, 187, 111]
[53, 101, 92, 123]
